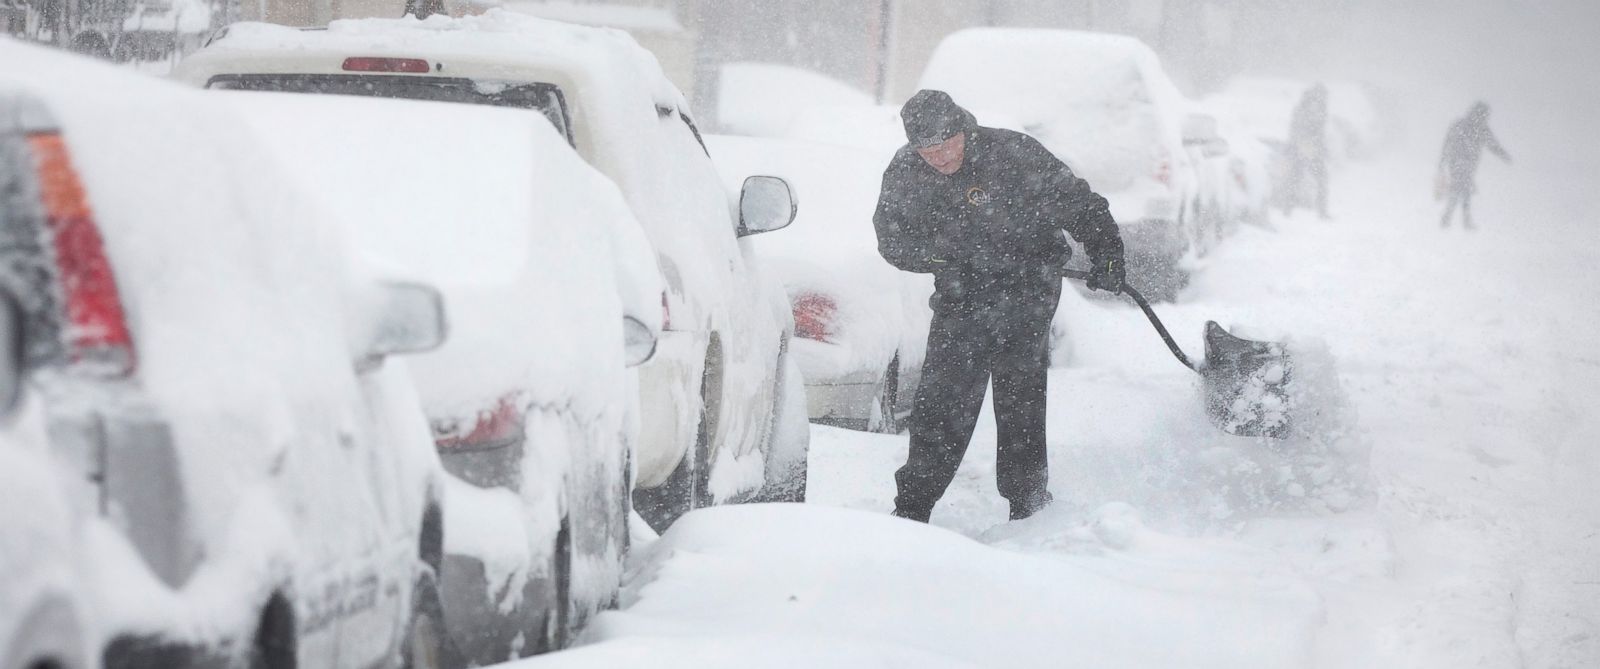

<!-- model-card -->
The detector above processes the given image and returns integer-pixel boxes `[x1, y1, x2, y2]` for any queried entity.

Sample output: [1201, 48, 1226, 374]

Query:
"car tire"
[753, 346, 809, 503]
[402, 569, 455, 669]
[6, 596, 88, 669]
[631, 363, 716, 533]
[538, 520, 573, 653]
[867, 353, 903, 435]
[248, 594, 295, 669]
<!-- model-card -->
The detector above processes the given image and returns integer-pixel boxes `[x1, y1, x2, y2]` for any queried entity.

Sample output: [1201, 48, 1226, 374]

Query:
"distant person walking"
[1436, 101, 1511, 230]
[1281, 83, 1331, 219]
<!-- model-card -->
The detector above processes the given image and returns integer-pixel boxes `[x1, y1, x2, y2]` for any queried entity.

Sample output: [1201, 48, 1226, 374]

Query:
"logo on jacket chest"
[965, 185, 995, 206]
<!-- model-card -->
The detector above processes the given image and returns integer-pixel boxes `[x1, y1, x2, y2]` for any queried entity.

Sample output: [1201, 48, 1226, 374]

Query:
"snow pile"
[1195, 334, 1366, 516]
[717, 62, 874, 138]
[546, 504, 1321, 668]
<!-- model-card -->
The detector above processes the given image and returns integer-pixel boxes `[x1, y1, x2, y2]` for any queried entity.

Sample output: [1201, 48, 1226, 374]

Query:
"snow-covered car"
[704, 134, 929, 433]
[221, 89, 664, 663]
[717, 61, 875, 138]
[2, 41, 451, 669]
[919, 28, 1238, 300]
[174, 10, 809, 533]
[0, 290, 93, 669]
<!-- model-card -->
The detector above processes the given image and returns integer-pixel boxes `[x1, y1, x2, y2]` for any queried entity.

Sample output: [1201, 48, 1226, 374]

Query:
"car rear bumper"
[791, 338, 887, 425]
[805, 373, 881, 425]
[633, 330, 707, 488]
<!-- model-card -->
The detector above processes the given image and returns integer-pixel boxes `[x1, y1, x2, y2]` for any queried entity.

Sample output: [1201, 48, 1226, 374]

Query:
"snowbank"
[557, 504, 1321, 668]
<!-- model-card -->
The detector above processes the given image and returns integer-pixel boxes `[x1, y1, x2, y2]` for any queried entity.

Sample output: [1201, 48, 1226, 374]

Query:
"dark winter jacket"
[873, 125, 1124, 307]
[1440, 112, 1509, 187]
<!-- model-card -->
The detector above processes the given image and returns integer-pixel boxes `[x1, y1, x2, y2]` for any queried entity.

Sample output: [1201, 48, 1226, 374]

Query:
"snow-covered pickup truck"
[175, 10, 811, 533]
[920, 28, 1240, 301]
[2, 41, 452, 669]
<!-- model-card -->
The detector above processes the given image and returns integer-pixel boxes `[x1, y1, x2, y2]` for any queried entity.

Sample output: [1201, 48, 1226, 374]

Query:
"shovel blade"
[1202, 321, 1293, 438]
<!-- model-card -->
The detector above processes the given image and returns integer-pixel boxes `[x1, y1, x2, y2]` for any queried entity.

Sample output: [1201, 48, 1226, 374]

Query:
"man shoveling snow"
[872, 90, 1128, 522]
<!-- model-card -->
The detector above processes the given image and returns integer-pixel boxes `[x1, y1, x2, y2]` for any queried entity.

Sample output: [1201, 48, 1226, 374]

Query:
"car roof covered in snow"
[920, 28, 1187, 120]
[219, 88, 661, 419]
[919, 28, 1190, 194]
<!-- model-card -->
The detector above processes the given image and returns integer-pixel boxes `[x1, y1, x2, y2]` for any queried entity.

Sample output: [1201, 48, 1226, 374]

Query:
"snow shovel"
[1063, 270, 1293, 439]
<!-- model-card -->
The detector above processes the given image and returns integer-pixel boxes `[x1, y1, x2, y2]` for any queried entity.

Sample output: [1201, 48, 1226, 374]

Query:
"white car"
[221, 89, 663, 662]
[919, 28, 1238, 300]
[0, 292, 92, 669]
[704, 134, 930, 433]
[174, 10, 808, 532]
[2, 41, 450, 669]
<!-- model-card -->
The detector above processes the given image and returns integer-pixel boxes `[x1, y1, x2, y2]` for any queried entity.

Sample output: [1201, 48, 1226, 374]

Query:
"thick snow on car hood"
[221, 89, 661, 423]
[919, 28, 1188, 201]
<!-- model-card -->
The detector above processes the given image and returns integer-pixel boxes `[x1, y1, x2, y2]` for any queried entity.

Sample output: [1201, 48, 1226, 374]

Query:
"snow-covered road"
[508, 129, 1598, 667]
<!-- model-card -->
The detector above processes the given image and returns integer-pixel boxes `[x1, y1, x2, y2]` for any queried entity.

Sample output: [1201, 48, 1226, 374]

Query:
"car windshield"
[207, 74, 574, 146]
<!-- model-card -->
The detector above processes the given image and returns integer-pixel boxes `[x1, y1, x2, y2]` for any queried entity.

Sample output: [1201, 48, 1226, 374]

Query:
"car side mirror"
[622, 316, 657, 368]
[0, 289, 25, 417]
[737, 175, 796, 237]
[360, 282, 447, 369]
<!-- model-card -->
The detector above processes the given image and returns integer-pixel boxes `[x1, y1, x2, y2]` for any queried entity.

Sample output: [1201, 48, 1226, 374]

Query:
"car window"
[207, 74, 575, 147]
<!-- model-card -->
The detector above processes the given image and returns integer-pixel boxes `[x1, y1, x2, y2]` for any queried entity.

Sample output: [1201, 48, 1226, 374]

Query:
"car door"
[330, 370, 416, 667]
[659, 111, 786, 470]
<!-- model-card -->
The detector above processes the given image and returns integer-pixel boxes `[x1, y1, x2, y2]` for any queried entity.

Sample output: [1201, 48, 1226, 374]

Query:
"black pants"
[1281, 155, 1329, 217]
[894, 282, 1059, 520]
[1441, 180, 1476, 228]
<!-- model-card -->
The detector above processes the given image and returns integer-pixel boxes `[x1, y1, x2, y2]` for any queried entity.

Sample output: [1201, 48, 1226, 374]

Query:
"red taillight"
[792, 292, 836, 342]
[432, 394, 524, 450]
[661, 291, 672, 331]
[1154, 158, 1172, 186]
[28, 133, 135, 376]
[341, 57, 431, 73]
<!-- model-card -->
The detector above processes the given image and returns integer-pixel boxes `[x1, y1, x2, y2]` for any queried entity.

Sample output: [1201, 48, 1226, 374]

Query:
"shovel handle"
[1062, 269, 1198, 372]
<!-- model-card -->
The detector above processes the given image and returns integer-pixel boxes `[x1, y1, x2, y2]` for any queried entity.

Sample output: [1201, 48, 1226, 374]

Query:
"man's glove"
[1086, 255, 1125, 294]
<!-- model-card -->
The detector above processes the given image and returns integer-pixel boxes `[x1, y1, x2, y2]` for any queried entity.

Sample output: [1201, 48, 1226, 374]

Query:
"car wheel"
[402, 569, 455, 669]
[538, 520, 573, 653]
[631, 362, 716, 533]
[7, 596, 88, 669]
[247, 594, 295, 669]
[867, 353, 903, 434]
[753, 347, 809, 503]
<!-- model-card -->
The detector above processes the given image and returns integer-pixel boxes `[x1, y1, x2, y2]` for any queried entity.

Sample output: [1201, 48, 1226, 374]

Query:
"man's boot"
[892, 506, 931, 523]
[1009, 490, 1054, 521]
